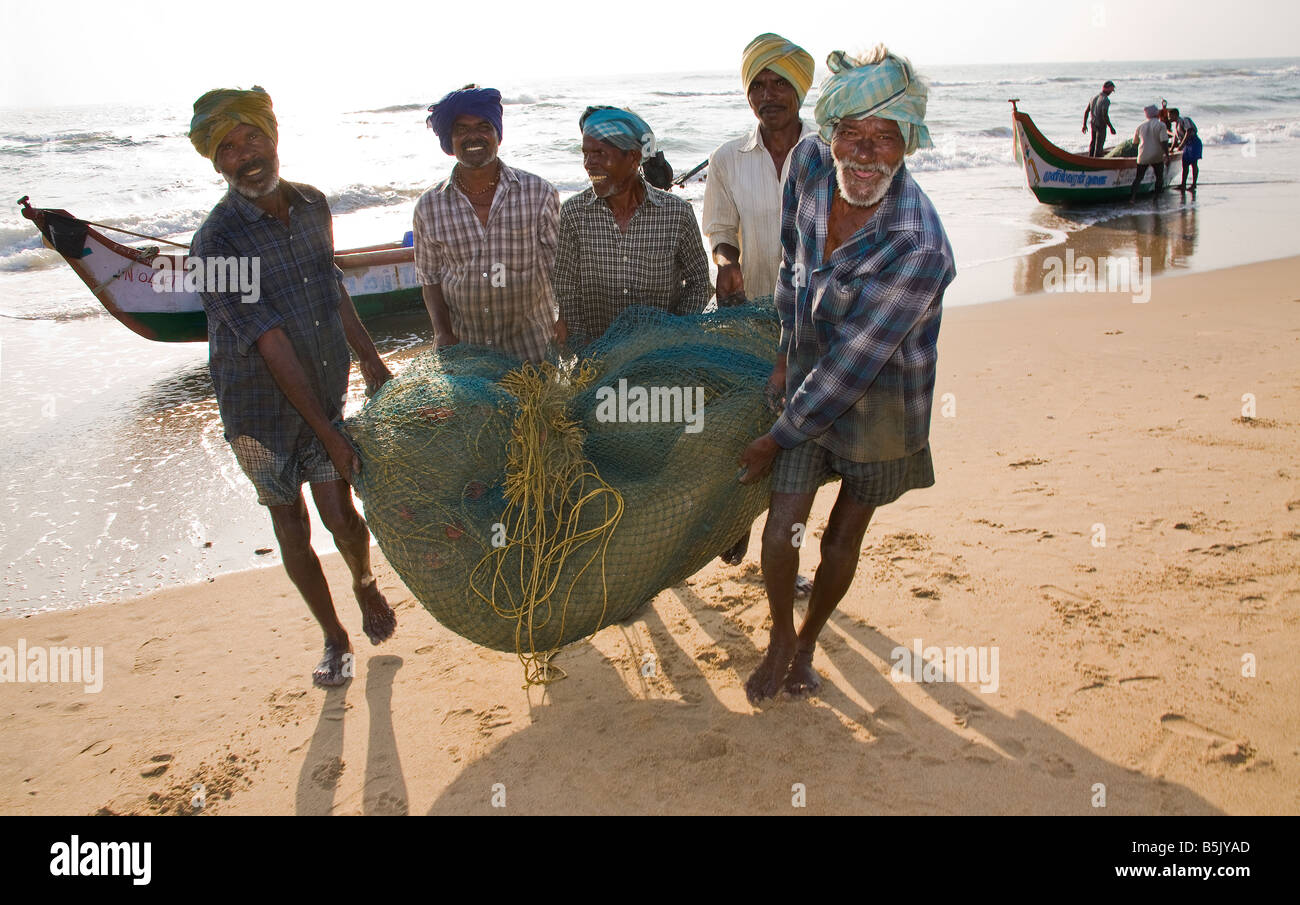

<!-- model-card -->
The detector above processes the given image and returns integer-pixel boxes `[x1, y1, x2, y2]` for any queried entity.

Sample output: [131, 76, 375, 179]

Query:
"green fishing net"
[347, 301, 780, 681]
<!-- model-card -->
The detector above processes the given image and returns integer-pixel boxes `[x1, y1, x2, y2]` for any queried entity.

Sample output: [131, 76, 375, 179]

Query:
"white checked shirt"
[413, 162, 559, 362]
[702, 120, 815, 300]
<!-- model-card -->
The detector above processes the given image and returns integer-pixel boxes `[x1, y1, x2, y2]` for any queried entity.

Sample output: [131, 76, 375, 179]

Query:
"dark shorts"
[1182, 137, 1202, 163]
[229, 429, 341, 507]
[770, 441, 935, 507]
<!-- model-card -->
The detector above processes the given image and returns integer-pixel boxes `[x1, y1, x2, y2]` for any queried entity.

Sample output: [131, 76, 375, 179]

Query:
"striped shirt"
[192, 181, 350, 456]
[702, 120, 815, 299]
[554, 180, 712, 342]
[771, 137, 956, 463]
[413, 162, 560, 362]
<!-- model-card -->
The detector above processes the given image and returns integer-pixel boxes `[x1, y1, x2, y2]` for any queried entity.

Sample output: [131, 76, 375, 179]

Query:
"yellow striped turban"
[189, 86, 278, 160]
[741, 33, 815, 105]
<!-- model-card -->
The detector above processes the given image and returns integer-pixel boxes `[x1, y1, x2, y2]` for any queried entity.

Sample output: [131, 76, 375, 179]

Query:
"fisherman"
[1131, 104, 1170, 200]
[703, 32, 816, 590]
[1082, 80, 1116, 156]
[737, 47, 956, 703]
[554, 106, 712, 344]
[1173, 110, 1202, 191]
[416, 85, 562, 361]
[188, 87, 396, 687]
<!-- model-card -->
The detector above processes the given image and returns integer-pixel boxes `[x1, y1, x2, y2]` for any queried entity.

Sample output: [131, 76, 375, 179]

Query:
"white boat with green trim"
[1009, 99, 1181, 204]
[18, 197, 423, 343]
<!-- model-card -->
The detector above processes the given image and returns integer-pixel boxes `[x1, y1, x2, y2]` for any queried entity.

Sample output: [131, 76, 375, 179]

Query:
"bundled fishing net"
[347, 301, 780, 683]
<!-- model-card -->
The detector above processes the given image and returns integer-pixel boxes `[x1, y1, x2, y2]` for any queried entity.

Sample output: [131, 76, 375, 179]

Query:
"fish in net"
[346, 300, 780, 684]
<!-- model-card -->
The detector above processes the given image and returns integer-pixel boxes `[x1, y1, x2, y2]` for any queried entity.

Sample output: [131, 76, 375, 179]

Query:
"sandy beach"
[2, 255, 1297, 816]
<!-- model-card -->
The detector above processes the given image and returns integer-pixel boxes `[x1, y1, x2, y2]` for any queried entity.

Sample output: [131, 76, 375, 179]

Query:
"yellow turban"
[741, 33, 815, 105]
[188, 86, 278, 160]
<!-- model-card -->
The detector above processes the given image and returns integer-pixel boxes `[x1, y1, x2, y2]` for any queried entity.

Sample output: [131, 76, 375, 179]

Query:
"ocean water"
[2, 58, 1299, 614]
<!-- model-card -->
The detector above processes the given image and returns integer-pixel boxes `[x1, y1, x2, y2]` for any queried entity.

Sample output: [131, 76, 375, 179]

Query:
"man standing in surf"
[738, 47, 955, 704]
[188, 87, 397, 687]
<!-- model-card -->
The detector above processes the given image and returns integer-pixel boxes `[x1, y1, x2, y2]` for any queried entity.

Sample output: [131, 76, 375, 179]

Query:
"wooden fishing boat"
[17, 197, 423, 342]
[1009, 100, 1181, 204]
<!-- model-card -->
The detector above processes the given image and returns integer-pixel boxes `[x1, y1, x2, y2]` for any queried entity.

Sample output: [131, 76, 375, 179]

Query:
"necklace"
[455, 165, 499, 200]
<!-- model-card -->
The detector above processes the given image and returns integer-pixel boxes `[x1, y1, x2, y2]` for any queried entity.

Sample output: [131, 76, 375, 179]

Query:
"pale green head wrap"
[814, 46, 932, 155]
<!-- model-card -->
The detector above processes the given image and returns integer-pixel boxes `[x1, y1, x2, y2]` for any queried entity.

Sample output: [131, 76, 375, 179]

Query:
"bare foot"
[745, 630, 797, 705]
[719, 534, 749, 566]
[357, 580, 396, 645]
[783, 646, 822, 697]
[313, 638, 352, 687]
[793, 574, 813, 598]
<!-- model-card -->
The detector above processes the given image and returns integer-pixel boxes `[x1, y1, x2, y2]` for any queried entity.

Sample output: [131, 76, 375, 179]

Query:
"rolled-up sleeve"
[675, 203, 713, 314]
[412, 198, 443, 286]
[701, 149, 740, 252]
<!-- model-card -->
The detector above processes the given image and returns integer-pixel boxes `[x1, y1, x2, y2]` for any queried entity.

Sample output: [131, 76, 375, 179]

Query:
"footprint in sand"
[132, 637, 169, 675]
[310, 756, 345, 789]
[1159, 713, 1256, 766]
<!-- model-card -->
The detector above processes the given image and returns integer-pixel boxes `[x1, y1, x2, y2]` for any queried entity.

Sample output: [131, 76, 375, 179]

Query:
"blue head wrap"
[579, 106, 655, 156]
[426, 87, 503, 156]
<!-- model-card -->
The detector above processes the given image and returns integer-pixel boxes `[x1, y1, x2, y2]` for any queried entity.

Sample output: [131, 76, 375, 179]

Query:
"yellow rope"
[468, 360, 624, 686]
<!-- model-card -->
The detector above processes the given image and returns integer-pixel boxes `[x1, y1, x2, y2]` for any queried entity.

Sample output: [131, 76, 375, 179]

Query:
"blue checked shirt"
[192, 181, 350, 454]
[771, 138, 955, 462]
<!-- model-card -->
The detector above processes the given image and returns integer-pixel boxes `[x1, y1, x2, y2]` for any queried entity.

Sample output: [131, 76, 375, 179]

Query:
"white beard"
[834, 159, 900, 208]
[225, 172, 281, 201]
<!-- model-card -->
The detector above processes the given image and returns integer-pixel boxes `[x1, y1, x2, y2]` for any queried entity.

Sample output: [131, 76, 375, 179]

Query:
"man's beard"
[224, 156, 281, 200]
[834, 158, 901, 208]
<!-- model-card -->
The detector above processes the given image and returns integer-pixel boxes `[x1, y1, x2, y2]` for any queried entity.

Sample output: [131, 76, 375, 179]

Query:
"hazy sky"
[1, 0, 1296, 109]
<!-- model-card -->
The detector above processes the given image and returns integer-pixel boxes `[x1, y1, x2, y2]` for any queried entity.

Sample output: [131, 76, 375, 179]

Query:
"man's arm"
[537, 186, 563, 342]
[553, 203, 583, 339]
[675, 203, 713, 315]
[701, 150, 745, 301]
[1083, 99, 1092, 132]
[338, 283, 392, 395]
[412, 197, 456, 345]
[255, 326, 360, 480]
[421, 284, 458, 348]
[1105, 100, 1115, 133]
[769, 242, 953, 451]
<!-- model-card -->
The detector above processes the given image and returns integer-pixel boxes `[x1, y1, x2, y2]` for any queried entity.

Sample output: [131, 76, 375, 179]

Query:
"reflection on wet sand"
[1014, 199, 1199, 296]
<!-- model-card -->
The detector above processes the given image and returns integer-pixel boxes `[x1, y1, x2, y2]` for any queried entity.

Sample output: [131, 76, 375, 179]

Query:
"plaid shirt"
[772, 138, 955, 462]
[413, 162, 560, 362]
[554, 180, 712, 341]
[192, 181, 350, 455]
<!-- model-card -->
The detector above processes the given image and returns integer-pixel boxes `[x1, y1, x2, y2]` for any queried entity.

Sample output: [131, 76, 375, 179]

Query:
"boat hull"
[20, 203, 424, 342]
[1011, 104, 1181, 204]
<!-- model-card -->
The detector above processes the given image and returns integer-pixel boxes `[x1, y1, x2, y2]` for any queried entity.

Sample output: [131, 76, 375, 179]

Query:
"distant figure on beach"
[416, 85, 561, 361]
[704, 32, 816, 585]
[1082, 80, 1116, 156]
[737, 46, 955, 704]
[554, 106, 712, 345]
[1131, 103, 1170, 200]
[188, 87, 397, 687]
[1173, 111, 1202, 191]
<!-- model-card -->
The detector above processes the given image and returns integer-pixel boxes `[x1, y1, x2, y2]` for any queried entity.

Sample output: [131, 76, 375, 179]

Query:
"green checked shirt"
[192, 181, 349, 455]
[772, 138, 956, 463]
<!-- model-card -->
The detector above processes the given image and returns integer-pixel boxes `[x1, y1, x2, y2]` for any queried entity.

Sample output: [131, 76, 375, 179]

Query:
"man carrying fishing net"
[738, 47, 956, 704]
[188, 87, 397, 688]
